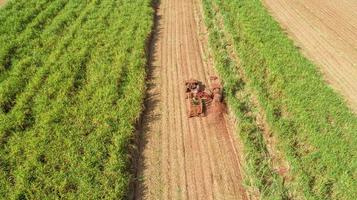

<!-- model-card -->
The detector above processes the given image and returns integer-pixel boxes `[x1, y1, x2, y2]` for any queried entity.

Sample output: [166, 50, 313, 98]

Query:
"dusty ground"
[134, 0, 247, 199]
[264, 0, 357, 113]
[0, 0, 6, 7]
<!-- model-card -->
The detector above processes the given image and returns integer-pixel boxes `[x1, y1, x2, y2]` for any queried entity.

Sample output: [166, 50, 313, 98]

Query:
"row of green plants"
[0, 0, 154, 199]
[0, 0, 53, 72]
[0, 0, 52, 36]
[0, 0, 70, 111]
[201, 0, 357, 199]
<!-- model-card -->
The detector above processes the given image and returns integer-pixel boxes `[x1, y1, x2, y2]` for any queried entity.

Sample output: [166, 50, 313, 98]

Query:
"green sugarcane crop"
[0, 0, 153, 199]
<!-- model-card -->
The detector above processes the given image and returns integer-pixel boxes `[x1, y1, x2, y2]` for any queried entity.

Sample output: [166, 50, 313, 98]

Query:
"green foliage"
[0, 0, 153, 199]
[201, 0, 357, 199]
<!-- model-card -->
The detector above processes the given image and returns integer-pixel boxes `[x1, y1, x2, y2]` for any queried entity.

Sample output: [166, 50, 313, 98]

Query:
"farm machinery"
[185, 76, 224, 118]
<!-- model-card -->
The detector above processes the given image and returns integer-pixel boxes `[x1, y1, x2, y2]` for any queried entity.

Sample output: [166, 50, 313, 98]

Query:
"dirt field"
[134, 0, 247, 199]
[0, 0, 6, 7]
[264, 0, 357, 113]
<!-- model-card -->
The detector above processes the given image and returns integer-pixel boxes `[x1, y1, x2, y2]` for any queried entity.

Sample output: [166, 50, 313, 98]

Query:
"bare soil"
[264, 0, 357, 113]
[134, 0, 248, 199]
[0, 0, 6, 7]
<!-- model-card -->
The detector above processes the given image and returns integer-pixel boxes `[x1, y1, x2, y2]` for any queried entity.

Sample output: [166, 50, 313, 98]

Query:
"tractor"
[185, 76, 223, 118]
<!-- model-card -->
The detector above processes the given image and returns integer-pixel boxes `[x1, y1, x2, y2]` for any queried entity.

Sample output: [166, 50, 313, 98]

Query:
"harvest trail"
[135, 0, 247, 199]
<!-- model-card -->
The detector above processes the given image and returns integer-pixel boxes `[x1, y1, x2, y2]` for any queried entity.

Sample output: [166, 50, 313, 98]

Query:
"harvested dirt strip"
[0, 0, 6, 7]
[264, 0, 357, 113]
[135, 0, 247, 199]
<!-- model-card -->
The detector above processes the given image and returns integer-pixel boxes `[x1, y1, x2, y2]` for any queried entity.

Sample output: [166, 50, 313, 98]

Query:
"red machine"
[185, 76, 223, 118]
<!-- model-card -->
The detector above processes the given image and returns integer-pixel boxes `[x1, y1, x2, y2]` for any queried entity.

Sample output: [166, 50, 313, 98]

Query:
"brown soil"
[264, 0, 357, 113]
[0, 0, 6, 7]
[134, 0, 248, 199]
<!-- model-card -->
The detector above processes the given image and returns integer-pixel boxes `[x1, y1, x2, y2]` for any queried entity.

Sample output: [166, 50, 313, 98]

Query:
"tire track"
[183, 0, 212, 198]
[168, 0, 178, 197]
[181, 0, 206, 198]
[172, 0, 188, 198]
[174, 0, 189, 198]
[136, 0, 248, 199]
[178, 3, 198, 197]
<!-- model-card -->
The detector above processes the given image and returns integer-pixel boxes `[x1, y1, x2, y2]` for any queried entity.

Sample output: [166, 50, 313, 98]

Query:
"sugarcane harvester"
[185, 76, 224, 118]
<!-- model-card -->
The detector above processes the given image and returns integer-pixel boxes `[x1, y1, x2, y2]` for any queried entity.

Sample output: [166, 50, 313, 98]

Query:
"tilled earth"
[135, 0, 247, 199]
[264, 0, 357, 112]
[0, 0, 6, 6]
